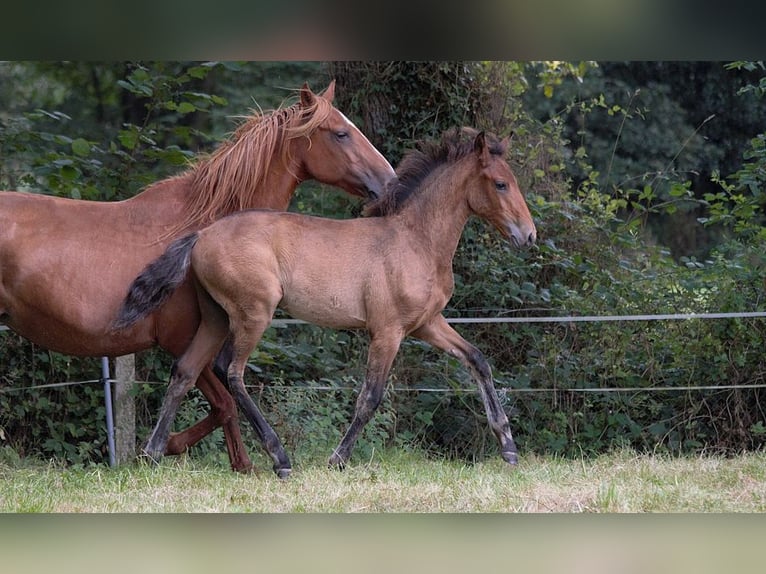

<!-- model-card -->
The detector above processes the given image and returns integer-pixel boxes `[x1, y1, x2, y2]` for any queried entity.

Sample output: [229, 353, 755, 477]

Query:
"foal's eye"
[334, 130, 349, 140]
[495, 181, 508, 192]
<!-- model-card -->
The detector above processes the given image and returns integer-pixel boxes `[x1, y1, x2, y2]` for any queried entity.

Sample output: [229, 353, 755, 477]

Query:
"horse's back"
[0, 190, 180, 354]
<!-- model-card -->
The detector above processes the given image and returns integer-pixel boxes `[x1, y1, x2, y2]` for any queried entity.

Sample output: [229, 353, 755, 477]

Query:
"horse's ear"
[474, 131, 491, 165]
[321, 79, 336, 103]
[500, 135, 511, 153]
[300, 82, 316, 108]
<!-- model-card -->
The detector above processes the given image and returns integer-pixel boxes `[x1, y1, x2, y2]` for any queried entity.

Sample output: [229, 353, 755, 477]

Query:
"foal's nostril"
[527, 231, 537, 246]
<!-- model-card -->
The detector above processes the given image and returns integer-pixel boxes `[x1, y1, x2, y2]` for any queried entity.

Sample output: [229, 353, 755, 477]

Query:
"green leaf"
[71, 138, 90, 157]
[118, 130, 138, 150]
[177, 102, 197, 114]
[188, 66, 209, 79]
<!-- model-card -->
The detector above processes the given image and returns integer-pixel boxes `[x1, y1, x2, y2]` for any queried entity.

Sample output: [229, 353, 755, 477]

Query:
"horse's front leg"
[411, 315, 518, 465]
[329, 332, 402, 469]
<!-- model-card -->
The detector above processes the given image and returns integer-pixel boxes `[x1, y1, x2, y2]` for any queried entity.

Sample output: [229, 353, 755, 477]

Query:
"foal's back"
[190, 209, 437, 332]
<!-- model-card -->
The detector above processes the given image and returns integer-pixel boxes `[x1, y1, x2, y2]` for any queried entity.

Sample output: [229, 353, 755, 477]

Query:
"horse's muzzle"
[508, 223, 537, 248]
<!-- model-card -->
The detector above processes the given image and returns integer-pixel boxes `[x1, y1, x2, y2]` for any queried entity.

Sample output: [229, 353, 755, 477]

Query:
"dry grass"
[1, 448, 765, 513]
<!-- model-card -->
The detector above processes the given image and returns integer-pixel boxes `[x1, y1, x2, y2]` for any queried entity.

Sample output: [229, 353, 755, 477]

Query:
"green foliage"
[0, 332, 105, 465]
[522, 61, 766, 259]
[329, 62, 532, 165]
[2, 61, 766, 468]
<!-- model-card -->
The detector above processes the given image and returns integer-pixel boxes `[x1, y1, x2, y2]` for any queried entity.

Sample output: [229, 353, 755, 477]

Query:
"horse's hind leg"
[411, 315, 518, 465]
[226, 316, 291, 478]
[164, 366, 254, 473]
[329, 331, 402, 469]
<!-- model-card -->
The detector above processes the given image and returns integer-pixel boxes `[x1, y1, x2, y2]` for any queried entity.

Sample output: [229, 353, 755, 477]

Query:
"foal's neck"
[399, 161, 473, 261]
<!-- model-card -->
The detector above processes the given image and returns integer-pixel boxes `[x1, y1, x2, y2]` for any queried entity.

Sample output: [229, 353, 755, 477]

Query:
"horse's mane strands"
[169, 91, 333, 235]
[363, 127, 502, 217]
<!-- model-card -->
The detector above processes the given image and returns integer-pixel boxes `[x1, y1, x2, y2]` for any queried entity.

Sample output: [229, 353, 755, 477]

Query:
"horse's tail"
[112, 232, 200, 331]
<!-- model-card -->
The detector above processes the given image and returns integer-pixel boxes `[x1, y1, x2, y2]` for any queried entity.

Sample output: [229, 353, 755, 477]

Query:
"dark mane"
[363, 127, 505, 217]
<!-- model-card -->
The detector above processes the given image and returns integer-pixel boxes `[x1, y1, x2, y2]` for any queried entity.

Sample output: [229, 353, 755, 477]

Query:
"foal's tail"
[112, 232, 200, 330]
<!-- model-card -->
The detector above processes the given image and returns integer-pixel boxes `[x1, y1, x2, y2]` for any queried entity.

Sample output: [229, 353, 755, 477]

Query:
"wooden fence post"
[113, 354, 136, 464]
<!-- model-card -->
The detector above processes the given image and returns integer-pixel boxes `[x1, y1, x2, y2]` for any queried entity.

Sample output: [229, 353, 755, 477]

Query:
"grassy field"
[3, 449, 766, 574]
[1, 447, 765, 512]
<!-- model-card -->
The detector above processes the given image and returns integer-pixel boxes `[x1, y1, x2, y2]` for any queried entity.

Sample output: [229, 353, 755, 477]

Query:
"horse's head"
[290, 81, 396, 199]
[466, 130, 536, 248]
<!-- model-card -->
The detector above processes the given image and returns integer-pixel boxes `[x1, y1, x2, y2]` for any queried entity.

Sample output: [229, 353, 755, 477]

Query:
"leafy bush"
[3, 61, 766, 467]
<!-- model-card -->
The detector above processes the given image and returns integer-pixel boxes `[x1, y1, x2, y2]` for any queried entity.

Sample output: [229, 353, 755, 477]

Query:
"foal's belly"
[278, 289, 367, 330]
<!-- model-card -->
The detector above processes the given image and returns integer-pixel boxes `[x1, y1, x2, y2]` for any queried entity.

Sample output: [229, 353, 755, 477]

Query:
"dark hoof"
[328, 453, 346, 471]
[274, 466, 292, 480]
[502, 450, 518, 465]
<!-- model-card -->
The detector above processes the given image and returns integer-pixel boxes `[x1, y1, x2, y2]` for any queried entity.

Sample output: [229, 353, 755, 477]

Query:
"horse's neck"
[123, 177, 189, 222]
[399, 169, 472, 264]
[128, 162, 300, 230]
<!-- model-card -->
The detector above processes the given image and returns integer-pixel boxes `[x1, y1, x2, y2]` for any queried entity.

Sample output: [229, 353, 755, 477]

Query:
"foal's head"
[288, 81, 395, 199]
[463, 129, 536, 248]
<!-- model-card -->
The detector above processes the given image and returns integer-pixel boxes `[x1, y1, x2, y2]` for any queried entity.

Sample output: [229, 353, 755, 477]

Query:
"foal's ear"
[473, 131, 492, 165]
[300, 82, 317, 107]
[321, 79, 336, 103]
[473, 131, 487, 153]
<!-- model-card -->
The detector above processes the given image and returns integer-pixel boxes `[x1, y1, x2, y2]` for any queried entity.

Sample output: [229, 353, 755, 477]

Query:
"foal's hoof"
[274, 466, 292, 480]
[327, 453, 347, 471]
[502, 450, 519, 466]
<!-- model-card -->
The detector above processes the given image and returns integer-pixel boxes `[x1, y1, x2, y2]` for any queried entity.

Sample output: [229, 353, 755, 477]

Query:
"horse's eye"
[335, 131, 349, 140]
[495, 181, 508, 192]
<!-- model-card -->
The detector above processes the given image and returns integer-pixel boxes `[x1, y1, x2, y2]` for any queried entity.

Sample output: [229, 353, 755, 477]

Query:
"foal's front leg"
[329, 332, 402, 469]
[411, 315, 518, 465]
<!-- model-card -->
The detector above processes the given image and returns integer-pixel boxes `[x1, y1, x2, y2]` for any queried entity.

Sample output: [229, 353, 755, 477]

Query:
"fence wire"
[3, 310, 766, 394]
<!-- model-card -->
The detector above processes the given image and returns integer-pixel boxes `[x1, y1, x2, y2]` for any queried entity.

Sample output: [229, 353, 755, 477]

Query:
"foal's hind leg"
[225, 317, 292, 479]
[411, 315, 518, 465]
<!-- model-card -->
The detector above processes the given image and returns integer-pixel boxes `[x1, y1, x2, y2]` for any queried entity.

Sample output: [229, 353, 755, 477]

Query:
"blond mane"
[172, 92, 333, 234]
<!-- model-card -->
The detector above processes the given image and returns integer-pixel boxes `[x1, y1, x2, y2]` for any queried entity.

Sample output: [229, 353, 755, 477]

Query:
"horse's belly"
[2, 311, 155, 357]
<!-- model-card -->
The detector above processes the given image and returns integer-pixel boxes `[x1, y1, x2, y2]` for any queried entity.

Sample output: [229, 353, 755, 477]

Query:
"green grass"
[1, 448, 765, 512]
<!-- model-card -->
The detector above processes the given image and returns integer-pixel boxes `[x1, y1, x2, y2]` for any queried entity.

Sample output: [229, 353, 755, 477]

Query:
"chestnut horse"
[0, 81, 395, 472]
[114, 128, 536, 477]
